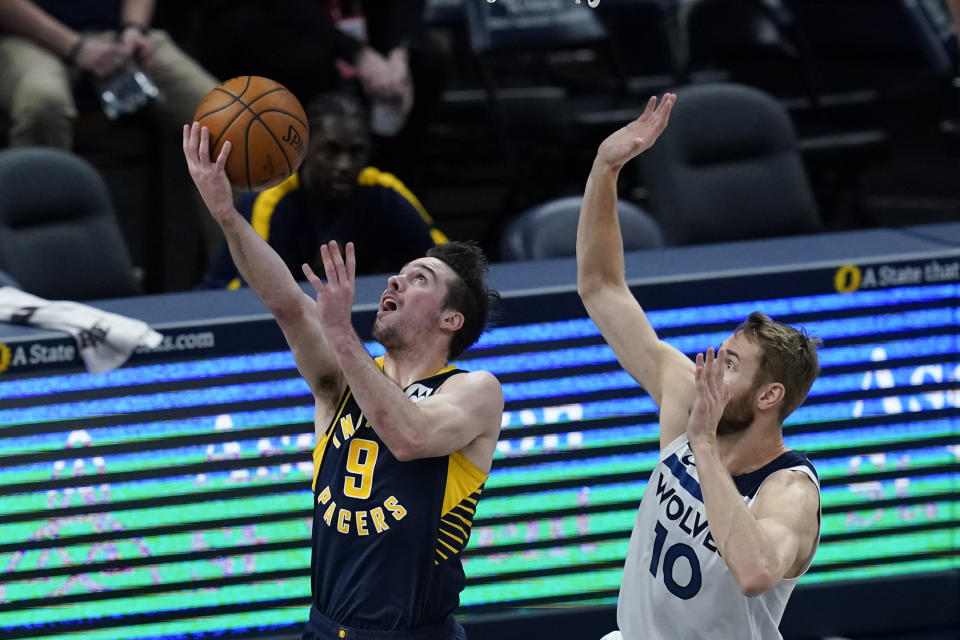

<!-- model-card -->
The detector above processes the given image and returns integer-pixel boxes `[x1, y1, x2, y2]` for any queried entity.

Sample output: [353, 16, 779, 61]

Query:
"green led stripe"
[0, 472, 312, 514]
[461, 568, 624, 607]
[465, 539, 629, 579]
[1, 447, 313, 487]
[820, 502, 957, 537]
[821, 476, 953, 507]
[486, 456, 652, 490]
[2, 560, 309, 623]
[803, 559, 960, 585]
[470, 510, 634, 550]
[2, 520, 309, 575]
[476, 483, 645, 520]
[19, 605, 307, 640]
[815, 448, 955, 480]
[788, 420, 957, 453]
[0, 493, 308, 546]
[813, 528, 958, 565]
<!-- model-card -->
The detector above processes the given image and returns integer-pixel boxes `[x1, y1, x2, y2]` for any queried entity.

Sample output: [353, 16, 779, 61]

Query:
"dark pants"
[301, 606, 468, 640]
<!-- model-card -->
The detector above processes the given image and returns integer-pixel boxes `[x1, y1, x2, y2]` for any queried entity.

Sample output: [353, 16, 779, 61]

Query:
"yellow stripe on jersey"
[312, 389, 353, 493]
[251, 173, 301, 240]
[357, 167, 448, 244]
[435, 451, 488, 565]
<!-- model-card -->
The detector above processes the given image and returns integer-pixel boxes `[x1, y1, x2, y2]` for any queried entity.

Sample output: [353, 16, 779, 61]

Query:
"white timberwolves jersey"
[617, 434, 820, 640]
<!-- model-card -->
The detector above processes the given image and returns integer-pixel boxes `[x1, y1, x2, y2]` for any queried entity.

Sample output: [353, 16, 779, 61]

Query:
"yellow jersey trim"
[312, 389, 353, 493]
[251, 173, 301, 240]
[357, 167, 448, 244]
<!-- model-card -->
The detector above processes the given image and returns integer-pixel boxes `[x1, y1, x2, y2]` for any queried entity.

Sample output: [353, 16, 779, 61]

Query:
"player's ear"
[756, 382, 785, 412]
[440, 309, 464, 333]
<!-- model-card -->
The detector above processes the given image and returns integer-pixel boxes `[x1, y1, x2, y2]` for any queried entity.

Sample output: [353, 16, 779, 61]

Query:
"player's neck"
[716, 421, 788, 476]
[381, 347, 450, 389]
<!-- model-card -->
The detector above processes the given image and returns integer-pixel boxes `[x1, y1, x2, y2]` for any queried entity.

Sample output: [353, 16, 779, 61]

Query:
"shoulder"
[442, 369, 502, 398]
[753, 466, 820, 520]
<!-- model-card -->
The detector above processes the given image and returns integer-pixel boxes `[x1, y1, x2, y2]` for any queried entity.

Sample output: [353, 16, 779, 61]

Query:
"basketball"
[193, 76, 309, 191]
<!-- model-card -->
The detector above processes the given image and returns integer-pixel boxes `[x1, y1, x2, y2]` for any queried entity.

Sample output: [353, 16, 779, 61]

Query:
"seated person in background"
[0, 0, 216, 148]
[196, 0, 445, 193]
[198, 92, 447, 289]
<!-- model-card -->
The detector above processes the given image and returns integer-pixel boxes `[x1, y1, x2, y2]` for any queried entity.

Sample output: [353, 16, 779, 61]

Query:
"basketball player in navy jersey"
[576, 95, 822, 639]
[183, 122, 503, 640]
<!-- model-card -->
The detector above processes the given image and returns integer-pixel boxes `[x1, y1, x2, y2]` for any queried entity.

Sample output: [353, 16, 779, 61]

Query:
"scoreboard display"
[0, 250, 957, 640]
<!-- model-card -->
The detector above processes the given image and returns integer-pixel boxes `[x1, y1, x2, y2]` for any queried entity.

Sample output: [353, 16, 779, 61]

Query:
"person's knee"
[8, 79, 76, 147]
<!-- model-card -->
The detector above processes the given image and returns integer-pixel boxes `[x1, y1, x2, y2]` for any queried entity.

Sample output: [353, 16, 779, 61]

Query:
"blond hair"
[736, 312, 821, 422]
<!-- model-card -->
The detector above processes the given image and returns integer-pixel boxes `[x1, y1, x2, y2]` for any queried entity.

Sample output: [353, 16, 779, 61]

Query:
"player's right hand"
[594, 93, 675, 173]
[182, 123, 234, 221]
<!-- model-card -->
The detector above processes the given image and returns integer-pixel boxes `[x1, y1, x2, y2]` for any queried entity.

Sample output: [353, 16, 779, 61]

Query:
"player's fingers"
[182, 124, 193, 162]
[328, 241, 348, 282]
[319, 243, 338, 284]
[345, 242, 356, 280]
[216, 141, 231, 168]
[199, 125, 210, 163]
[301, 263, 323, 293]
[637, 95, 657, 121]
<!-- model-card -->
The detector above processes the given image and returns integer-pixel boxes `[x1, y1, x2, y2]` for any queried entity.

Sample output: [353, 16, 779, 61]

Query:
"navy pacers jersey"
[309, 358, 487, 630]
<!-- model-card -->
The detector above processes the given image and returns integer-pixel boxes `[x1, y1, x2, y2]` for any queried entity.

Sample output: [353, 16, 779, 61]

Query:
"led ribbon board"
[0, 257, 957, 639]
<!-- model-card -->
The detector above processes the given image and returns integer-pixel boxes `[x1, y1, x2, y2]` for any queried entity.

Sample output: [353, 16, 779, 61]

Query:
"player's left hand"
[686, 347, 731, 447]
[302, 241, 357, 336]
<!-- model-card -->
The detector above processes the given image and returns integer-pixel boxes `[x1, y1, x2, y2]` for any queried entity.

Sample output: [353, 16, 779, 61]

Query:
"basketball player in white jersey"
[577, 94, 822, 639]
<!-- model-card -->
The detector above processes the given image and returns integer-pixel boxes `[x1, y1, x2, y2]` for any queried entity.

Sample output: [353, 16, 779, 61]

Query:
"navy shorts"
[301, 606, 468, 640]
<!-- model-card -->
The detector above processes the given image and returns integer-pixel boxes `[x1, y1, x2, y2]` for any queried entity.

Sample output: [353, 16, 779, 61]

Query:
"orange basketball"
[193, 76, 309, 191]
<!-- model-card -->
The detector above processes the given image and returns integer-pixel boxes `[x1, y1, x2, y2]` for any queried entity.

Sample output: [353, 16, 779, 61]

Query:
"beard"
[717, 386, 756, 436]
[372, 317, 401, 351]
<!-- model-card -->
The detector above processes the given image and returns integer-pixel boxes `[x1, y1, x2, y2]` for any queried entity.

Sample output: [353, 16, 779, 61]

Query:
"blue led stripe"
[809, 365, 957, 397]
[495, 423, 659, 459]
[502, 371, 638, 402]
[0, 352, 298, 400]
[464, 335, 959, 377]
[0, 434, 316, 487]
[787, 393, 960, 425]
[818, 336, 959, 367]
[785, 419, 957, 452]
[475, 285, 957, 348]
[501, 397, 659, 428]
[0, 406, 315, 456]
[0, 379, 312, 427]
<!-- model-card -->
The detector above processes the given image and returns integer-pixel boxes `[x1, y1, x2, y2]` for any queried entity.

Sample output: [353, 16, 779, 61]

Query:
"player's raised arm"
[576, 95, 693, 438]
[183, 123, 344, 409]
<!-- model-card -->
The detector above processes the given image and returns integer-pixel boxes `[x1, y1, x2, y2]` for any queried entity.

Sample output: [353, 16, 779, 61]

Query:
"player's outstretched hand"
[595, 93, 675, 173]
[182, 123, 233, 221]
[686, 347, 731, 447]
[302, 241, 357, 337]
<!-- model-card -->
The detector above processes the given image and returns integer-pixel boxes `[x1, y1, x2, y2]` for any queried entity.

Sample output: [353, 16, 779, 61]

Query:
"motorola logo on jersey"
[405, 383, 436, 403]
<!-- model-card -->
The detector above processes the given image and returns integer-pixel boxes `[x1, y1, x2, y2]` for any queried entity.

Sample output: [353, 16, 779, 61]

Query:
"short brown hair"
[426, 241, 500, 360]
[736, 312, 821, 422]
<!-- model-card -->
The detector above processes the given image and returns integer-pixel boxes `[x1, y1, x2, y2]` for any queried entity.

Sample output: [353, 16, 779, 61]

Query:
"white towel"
[0, 287, 163, 374]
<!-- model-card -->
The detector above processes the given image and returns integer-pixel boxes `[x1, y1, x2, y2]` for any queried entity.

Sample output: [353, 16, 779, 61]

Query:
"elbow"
[388, 436, 424, 462]
[735, 567, 779, 597]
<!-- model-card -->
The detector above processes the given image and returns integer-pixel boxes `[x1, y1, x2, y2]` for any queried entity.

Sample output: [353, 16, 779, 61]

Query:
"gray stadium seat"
[500, 196, 664, 261]
[0, 147, 140, 300]
[638, 82, 823, 245]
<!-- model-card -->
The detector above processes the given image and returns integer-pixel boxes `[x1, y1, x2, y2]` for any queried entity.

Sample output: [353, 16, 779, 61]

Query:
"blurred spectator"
[196, 0, 446, 193]
[197, 93, 447, 289]
[0, 0, 216, 148]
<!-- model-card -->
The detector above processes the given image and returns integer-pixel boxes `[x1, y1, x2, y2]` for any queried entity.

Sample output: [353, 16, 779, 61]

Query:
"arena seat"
[499, 195, 664, 261]
[0, 146, 140, 300]
[638, 82, 823, 245]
